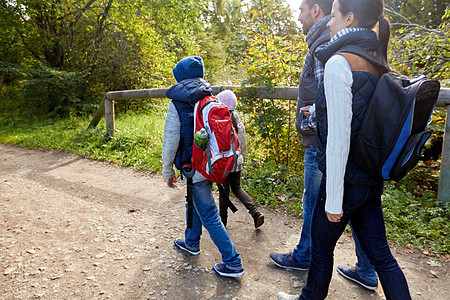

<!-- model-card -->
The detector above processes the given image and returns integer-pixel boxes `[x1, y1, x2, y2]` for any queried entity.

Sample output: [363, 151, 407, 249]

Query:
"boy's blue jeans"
[300, 179, 411, 300]
[184, 180, 242, 269]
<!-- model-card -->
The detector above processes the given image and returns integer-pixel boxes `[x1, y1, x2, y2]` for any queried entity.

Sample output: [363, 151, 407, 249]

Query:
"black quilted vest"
[296, 17, 331, 147]
[314, 30, 386, 186]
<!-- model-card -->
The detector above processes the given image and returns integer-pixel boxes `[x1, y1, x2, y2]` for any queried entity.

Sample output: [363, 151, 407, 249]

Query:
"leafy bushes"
[383, 188, 450, 255]
[0, 0, 209, 118]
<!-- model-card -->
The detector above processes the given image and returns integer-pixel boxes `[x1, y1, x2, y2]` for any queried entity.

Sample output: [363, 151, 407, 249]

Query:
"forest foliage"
[0, 0, 448, 119]
[0, 0, 449, 179]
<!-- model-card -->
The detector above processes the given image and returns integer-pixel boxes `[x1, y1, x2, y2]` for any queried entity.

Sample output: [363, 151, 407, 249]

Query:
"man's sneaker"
[269, 252, 309, 271]
[213, 263, 244, 278]
[277, 292, 300, 300]
[173, 239, 200, 255]
[337, 265, 378, 291]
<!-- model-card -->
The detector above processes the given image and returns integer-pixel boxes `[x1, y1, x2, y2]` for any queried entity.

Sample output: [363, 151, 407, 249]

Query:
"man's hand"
[165, 175, 178, 188]
[300, 106, 311, 117]
[326, 210, 343, 223]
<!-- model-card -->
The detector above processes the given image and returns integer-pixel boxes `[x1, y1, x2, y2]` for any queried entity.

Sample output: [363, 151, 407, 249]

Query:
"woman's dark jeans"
[300, 178, 411, 300]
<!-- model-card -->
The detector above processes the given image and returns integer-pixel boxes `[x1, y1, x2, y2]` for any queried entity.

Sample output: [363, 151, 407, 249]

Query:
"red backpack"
[192, 96, 239, 184]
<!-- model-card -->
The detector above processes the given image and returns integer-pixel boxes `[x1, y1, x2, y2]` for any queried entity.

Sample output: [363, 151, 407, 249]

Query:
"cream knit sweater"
[323, 54, 353, 215]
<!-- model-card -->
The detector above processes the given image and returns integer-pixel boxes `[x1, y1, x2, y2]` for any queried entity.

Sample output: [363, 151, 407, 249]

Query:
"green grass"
[0, 112, 448, 256]
[382, 187, 450, 255]
[0, 112, 165, 173]
[243, 159, 304, 210]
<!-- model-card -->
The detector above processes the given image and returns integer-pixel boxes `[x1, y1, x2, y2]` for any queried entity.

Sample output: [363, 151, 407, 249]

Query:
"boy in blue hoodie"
[162, 56, 244, 277]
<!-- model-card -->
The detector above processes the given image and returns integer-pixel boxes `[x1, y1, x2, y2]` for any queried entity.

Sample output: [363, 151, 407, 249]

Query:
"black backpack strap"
[231, 111, 238, 134]
[185, 177, 194, 228]
[231, 127, 238, 169]
[217, 183, 238, 213]
[230, 111, 238, 169]
[182, 165, 195, 228]
[337, 45, 389, 74]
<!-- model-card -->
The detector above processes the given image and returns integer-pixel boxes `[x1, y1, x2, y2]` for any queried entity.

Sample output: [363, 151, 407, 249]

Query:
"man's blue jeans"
[351, 221, 378, 281]
[293, 146, 322, 265]
[184, 180, 242, 268]
[300, 179, 411, 300]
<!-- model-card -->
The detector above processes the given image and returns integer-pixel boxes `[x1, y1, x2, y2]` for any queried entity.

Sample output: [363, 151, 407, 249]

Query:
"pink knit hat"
[216, 90, 237, 110]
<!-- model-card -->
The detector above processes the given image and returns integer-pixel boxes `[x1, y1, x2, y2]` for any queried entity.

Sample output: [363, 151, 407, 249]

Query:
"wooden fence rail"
[88, 86, 450, 203]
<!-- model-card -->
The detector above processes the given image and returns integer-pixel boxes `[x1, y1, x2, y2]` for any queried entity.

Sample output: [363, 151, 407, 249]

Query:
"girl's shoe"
[220, 213, 228, 227]
[253, 211, 264, 228]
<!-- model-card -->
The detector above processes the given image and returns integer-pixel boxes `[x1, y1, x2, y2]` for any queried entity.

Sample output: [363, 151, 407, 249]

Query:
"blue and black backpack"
[351, 72, 440, 181]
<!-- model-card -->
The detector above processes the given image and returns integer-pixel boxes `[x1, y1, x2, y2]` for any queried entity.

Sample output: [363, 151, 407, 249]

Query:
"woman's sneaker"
[213, 263, 244, 278]
[277, 292, 300, 300]
[173, 239, 200, 255]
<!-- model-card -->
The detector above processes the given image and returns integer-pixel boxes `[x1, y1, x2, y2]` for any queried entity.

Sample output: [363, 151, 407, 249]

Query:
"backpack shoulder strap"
[337, 52, 381, 77]
[231, 111, 238, 133]
[198, 95, 221, 113]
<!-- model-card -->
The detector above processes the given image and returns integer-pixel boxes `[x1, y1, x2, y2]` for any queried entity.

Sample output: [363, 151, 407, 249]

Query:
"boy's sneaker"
[277, 292, 300, 300]
[337, 265, 378, 291]
[269, 252, 309, 271]
[173, 239, 200, 255]
[213, 263, 244, 278]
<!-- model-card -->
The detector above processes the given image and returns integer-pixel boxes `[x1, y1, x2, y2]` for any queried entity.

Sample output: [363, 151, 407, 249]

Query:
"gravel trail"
[1, 144, 448, 299]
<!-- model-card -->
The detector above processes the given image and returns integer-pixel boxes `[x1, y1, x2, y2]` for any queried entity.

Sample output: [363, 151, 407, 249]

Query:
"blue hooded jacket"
[166, 78, 212, 170]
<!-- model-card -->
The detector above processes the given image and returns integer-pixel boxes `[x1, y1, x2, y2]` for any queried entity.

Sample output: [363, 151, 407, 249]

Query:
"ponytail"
[376, 15, 391, 71]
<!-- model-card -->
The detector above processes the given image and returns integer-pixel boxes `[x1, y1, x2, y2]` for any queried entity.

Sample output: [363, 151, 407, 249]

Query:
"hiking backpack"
[192, 96, 239, 184]
[351, 73, 440, 181]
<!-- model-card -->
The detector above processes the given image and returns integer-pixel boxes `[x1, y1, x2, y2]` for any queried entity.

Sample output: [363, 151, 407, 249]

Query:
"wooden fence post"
[438, 104, 450, 203]
[88, 97, 106, 128]
[104, 97, 115, 137]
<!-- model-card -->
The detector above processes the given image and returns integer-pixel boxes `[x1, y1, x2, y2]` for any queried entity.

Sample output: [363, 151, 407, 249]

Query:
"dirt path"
[0, 144, 448, 300]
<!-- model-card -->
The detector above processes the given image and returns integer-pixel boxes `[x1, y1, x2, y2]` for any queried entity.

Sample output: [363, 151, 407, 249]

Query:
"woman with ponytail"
[277, 0, 411, 299]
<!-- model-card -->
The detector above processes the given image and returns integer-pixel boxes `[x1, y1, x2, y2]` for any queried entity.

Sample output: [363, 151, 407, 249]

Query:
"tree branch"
[72, 0, 98, 28]
[385, 7, 446, 36]
[89, 0, 114, 74]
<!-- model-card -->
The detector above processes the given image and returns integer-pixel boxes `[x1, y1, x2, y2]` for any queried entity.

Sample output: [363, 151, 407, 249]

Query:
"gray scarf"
[305, 15, 332, 48]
